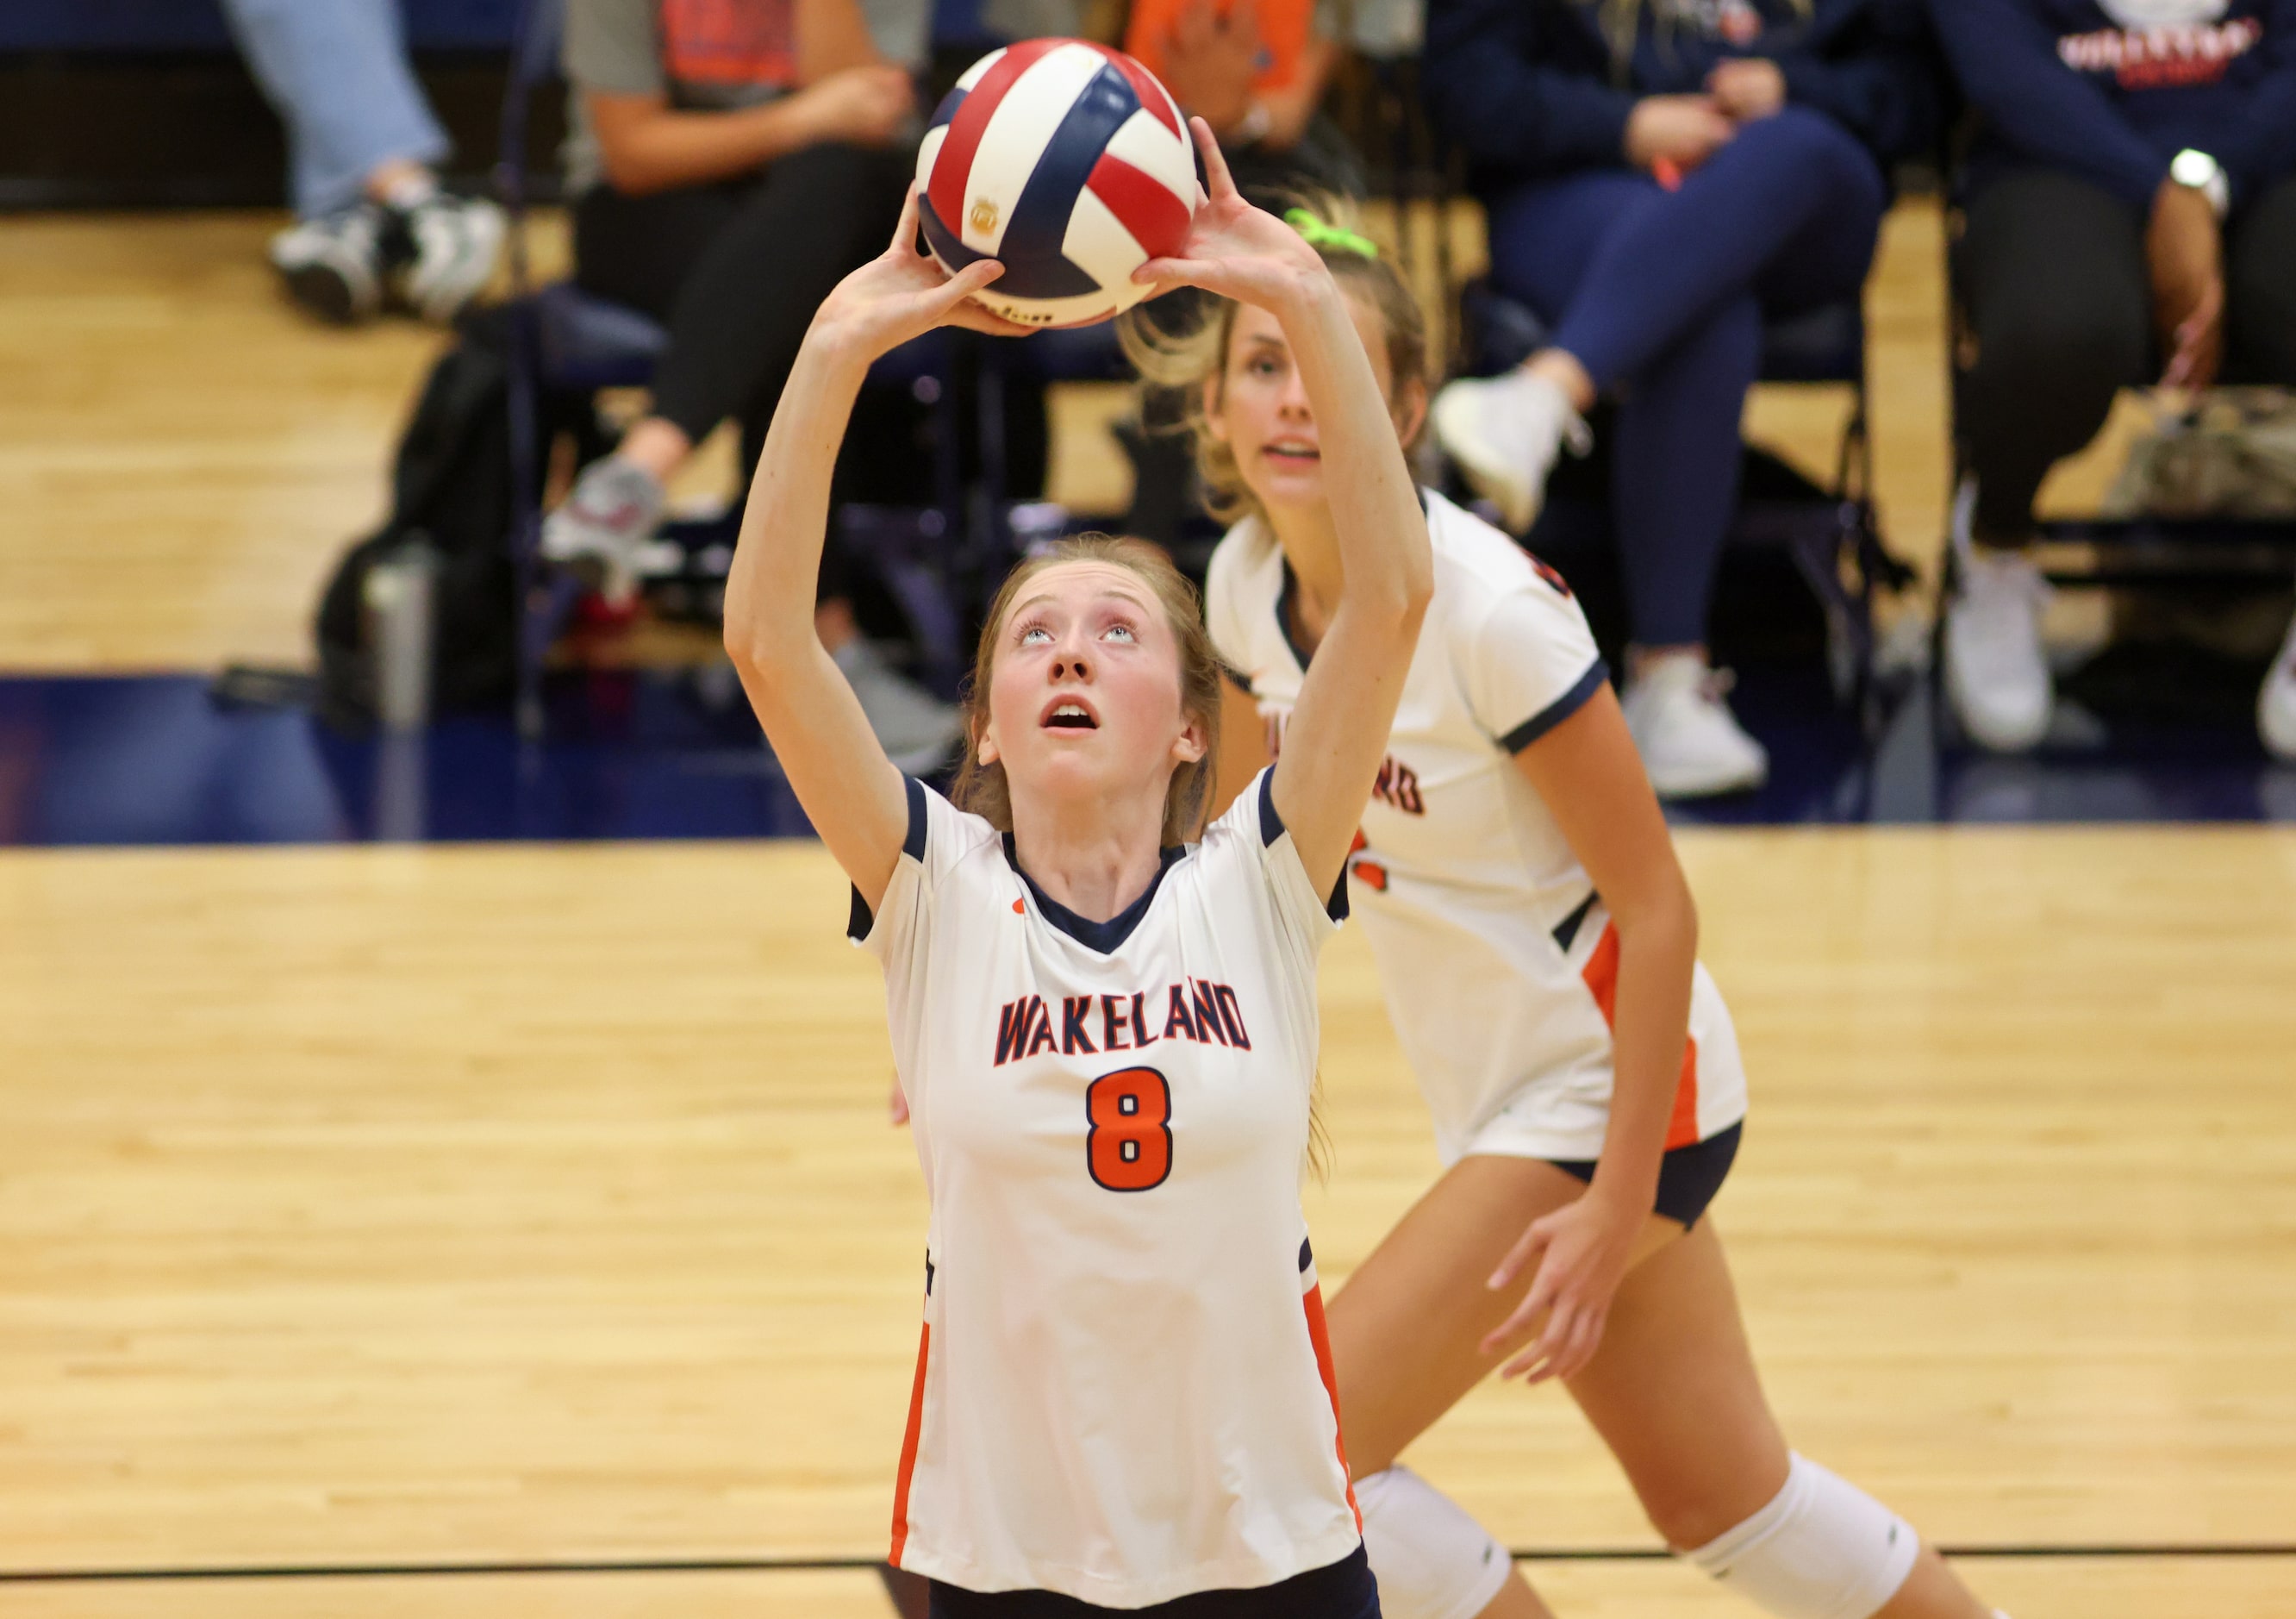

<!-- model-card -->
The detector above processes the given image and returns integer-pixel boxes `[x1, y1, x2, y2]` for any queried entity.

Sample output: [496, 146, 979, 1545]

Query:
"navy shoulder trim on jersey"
[1551, 887, 1600, 953]
[1220, 660, 1254, 695]
[1274, 564, 1315, 673]
[1257, 770, 1349, 922]
[902, 776, 928, 861]
[846, 778, 933, 941]
[1499, 658, 1609, 754]
[1003, 835, 1184, 955]
[1257, 766, 1284, 848]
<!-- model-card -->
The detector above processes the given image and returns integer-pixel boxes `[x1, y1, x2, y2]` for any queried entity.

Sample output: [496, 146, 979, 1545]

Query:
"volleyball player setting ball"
[1127, 209, 2012, 1619]
[721, 120, 1430, 1613]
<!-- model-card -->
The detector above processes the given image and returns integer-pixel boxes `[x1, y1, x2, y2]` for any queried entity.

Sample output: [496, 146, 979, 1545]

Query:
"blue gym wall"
[0, 0, 520, 53]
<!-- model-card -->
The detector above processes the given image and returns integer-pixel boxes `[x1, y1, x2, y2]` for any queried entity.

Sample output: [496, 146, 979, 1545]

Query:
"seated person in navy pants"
[1422, 0, 1936, 797]
[1930, 0, 2296, 759]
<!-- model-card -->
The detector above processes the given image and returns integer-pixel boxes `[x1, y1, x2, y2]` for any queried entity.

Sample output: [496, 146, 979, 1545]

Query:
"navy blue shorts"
[1548, 1122, 1741, 1228]
[927, 1546, 1381, 1618]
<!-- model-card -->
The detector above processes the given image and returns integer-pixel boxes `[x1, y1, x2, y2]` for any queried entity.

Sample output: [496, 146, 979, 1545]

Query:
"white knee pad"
[1684, 1453, 1920, 1619]
[1356, 1466, 1514, 1619]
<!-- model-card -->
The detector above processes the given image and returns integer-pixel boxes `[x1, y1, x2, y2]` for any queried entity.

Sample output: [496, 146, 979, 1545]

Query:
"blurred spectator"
[988, 0, 1370, 552]
[1423, 0, 1936, 798]
[1122, 0, 1360, 197]
[221, 0, 506, 324]
[541, 0, 963, 770]
[1931, 0, 2296, 758]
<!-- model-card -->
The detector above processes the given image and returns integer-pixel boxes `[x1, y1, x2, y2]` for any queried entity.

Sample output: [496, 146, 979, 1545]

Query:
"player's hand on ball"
[813, 186, 1039, 359]
[1479, 1186, 1644, 1385]
[1131, 117, 1327, 314]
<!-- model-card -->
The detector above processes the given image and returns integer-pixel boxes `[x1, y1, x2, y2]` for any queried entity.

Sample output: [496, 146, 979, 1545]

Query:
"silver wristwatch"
[2171, 148, 2230, 219]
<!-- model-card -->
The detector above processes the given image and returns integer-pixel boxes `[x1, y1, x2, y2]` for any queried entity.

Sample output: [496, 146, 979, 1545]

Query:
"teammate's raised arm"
[721, 189, 1030, 912]
[1135, 122, 1432, 895]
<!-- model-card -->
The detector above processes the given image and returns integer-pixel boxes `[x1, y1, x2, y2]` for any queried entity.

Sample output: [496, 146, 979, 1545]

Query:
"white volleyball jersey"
[852, 771, 1362, 1607]
[1206, 490, 1749, 1164]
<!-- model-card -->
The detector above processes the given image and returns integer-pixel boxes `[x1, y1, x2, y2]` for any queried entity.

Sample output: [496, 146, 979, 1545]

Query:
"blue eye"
[1019, 625, 1052, 646]
[1103, 622, 1136, 643]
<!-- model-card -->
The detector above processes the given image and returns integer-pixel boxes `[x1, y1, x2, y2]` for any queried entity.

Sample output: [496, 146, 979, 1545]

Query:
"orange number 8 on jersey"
[1086, 1066, 1173, 1191]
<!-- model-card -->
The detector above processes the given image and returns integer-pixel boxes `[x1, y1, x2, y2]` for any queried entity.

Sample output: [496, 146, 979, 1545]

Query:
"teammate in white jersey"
[1126, 207, 2003, 1619]
[721, 128, 1432, 1614]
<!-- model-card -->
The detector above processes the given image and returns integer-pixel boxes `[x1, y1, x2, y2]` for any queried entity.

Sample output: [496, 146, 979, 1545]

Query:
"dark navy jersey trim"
[1003, 835, 1184, 955]
[1257, 770, 1349, 922]
[1499, 659, 1609, 754]
[1220, 660, 1254, 695]
[848, 778, 933, 941]
[1298, 1236, 1313, 1273]
[1274, 563, 1316, 674]
[1257, 766, 1285, 847]
[1273, 491, 1432, 678]
[1551, 888, 1600, 953]
[902, 776, 929, 861]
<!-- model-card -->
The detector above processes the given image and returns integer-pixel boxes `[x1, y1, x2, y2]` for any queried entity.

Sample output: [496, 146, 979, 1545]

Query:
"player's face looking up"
[973, 559, 1210, 831]
[1207, 294, 1427, 519]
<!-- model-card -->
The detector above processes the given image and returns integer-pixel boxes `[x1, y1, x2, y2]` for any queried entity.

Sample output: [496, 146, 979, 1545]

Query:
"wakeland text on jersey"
[994, 980, 1253, 1066]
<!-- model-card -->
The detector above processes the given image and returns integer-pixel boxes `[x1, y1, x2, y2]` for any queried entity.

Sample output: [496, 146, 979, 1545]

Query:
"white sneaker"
[1619, 655, 1769, 798]
[1945, 544, 2054, 752]
[2261, 609, 2296, 762]
[832, 639, 964, 774]
[268, 204, 388, 324]
[396, 193, 506, 322]
[1431, 369, 1590, 534]
[542, 455, 668, 605]
[1942, 473, 2053, 751]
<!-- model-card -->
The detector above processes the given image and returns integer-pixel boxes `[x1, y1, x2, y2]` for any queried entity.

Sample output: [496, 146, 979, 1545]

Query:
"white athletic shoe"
[268, 203, 389, 324]
[2261, 607, 2296, 762]
[1943, 474, 2054, 752]
[396, 193, 506, 322]
[1431, 369, 1591, 534]
[832, 638, 965, 774]
[1620, 654, 1769, 798]
[542, 454, 669, 606]
[1945, 551, 2054, 752]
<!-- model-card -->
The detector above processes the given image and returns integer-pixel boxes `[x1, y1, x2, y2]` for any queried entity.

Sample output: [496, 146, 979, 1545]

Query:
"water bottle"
[365, 540, 438, 730]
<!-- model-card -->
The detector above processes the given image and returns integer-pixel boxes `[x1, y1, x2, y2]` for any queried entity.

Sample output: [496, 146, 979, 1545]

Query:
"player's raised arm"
[1137, 122, 1432, 893]
[721, 189, 1031, 911]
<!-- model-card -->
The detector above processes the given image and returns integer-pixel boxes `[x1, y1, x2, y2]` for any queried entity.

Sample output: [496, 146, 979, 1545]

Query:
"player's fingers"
[1131, 256, 1215, 291]
[1478, 1262, 1561, 1355]
[947, 304, 1039, 338]
[1544, 1305, 1604, 1385]
[1191, 116, 1239, 203]
[1499, 1313, 1562, 1380]
[1518, 1299, 1582, 1385]
[889, 1084, 910, 1125]
[945, 258, 1005, 295]
[1487, 1222, 1550, 1291]
[1479, 1299, 1538, 1358]
[889, 184, 923, 256]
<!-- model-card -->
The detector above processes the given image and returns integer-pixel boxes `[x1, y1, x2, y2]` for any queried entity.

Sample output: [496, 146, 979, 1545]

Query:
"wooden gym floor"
[3, 205, 2293, 1616]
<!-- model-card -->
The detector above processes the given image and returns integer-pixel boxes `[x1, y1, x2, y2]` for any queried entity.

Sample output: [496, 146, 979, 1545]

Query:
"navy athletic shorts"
[1547, 1121, 1741, 1228]
[927, 1545, 1381, 1618]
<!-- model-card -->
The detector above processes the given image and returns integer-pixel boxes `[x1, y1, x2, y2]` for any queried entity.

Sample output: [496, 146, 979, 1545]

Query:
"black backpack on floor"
[315, 307, 543, 730]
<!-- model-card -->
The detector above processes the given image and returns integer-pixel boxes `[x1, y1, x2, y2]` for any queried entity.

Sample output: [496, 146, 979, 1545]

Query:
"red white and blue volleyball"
[916, 39, 1199, 329]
